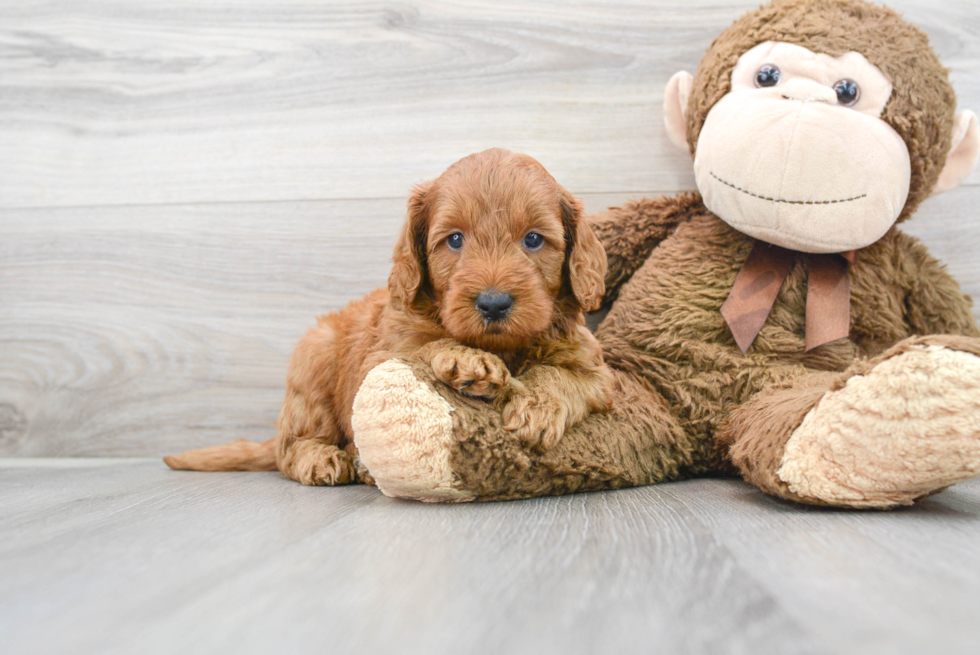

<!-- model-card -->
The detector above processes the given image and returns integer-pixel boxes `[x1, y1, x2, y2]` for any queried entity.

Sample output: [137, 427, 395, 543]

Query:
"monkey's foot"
[778, 344, 980, 508]
[351, 359, 475, 502]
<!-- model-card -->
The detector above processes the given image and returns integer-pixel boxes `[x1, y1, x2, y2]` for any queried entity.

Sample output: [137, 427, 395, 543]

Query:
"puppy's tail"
[163, 438, 278, 472]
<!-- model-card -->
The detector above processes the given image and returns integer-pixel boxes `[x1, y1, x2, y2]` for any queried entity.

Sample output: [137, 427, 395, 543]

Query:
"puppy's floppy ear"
[389, 180, 433, 309]
[560, 188, 607, 312]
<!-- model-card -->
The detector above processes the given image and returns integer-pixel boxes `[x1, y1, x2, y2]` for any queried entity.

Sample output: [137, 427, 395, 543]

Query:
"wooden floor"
[3, 2, 980, 653]
[2, 459, 980, 655]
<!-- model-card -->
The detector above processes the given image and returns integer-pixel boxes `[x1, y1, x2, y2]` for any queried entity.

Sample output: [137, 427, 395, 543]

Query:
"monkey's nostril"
[475, 290, 514, 322]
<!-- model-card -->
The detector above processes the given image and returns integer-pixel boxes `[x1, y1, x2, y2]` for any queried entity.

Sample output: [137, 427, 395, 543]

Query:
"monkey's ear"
[388, 180, 433, 309]
[664, 71, 694, 152]
[933, 110, 980, 196]
[561, 190, 607, 312]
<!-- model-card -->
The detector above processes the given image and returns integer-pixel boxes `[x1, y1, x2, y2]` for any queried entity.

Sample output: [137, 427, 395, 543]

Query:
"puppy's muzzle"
[475, 289, 513, 323]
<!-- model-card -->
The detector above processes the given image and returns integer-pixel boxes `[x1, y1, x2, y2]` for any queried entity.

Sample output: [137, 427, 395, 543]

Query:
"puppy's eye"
[754, 64, 780, 88]
[833, 79, 860, 106]
[523, 232, 545, 251]
[446, 232, 464, 251]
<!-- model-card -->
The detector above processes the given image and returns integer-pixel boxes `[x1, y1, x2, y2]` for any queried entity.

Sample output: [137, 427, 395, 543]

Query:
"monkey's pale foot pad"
[352, 359, 473, 502]
[779, 345, 980, 508]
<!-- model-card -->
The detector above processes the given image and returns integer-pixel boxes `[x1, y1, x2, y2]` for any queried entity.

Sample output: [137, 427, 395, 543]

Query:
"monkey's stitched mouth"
[710, 172, 867, 205]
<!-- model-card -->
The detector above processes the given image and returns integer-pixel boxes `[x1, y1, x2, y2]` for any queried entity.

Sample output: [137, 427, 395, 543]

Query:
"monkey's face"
[693, 42, 910, 253]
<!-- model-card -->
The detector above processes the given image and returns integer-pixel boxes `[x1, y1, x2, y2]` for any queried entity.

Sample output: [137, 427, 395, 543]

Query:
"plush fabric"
[695, 42, 910, 253]
[779, 343, 980, 507]
[685, 0, 954, 224]
[353, 359, 473, 502]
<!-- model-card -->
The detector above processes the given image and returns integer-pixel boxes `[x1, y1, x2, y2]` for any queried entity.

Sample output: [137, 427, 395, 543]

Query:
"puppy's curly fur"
[164, 148, 613, 485]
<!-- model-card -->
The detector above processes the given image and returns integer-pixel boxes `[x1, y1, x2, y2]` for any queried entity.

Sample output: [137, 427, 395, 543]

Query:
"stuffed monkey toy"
[352, 0, 980, 507]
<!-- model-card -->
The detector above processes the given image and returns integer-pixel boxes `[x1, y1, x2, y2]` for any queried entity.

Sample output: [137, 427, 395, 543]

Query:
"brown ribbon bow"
[720, 240, 855, 354]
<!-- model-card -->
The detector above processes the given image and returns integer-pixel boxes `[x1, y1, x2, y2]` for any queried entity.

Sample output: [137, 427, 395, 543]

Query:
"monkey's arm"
[589, 192, 703, 304]
[896, 232, 980, 337]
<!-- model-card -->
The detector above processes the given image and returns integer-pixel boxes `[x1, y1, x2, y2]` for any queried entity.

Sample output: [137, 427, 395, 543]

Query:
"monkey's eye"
[446, 232, 464, 251]
[523, 232, 545, 251]
[833, 79, 860, 106]
[754, 65, 781, 88]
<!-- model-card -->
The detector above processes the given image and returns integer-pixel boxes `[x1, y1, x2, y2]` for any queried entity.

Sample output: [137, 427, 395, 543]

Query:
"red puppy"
[165, 148, 613, 485]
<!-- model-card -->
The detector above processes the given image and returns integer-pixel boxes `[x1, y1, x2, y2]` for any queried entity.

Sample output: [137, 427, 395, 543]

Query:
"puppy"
[164, 148, 613, 485]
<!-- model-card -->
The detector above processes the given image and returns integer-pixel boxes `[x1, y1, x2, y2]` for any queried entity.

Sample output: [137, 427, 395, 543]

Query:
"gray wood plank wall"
[2, 0, 979, 456]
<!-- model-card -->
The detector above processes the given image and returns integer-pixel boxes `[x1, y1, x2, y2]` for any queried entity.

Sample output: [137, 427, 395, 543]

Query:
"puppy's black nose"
[475, 290, 514, 322]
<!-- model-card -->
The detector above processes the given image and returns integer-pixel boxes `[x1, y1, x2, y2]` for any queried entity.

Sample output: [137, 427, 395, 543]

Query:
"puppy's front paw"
[501, 389, 567, 450]
[429, 346, 511, 398]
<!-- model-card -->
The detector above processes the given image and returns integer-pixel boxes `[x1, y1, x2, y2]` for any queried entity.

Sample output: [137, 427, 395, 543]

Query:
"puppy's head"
[389, 148, 606, 351]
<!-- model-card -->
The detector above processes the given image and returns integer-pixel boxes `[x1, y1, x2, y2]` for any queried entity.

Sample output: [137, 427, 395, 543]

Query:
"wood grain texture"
[0, 0, 978, 208]
[2, 460, 979, 655]
[0, 199, 404, 455]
